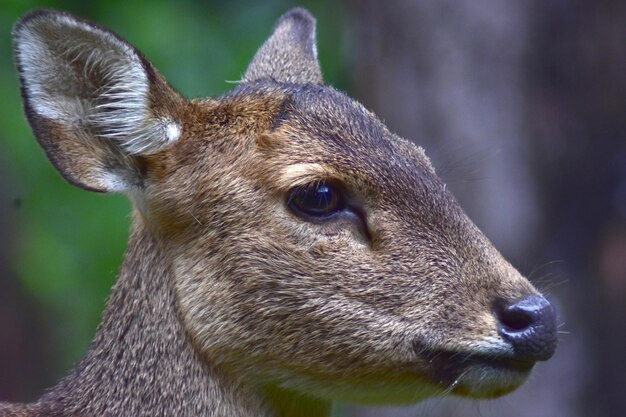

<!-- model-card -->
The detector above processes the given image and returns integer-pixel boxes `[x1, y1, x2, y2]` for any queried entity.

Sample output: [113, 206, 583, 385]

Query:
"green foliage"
[0, 0, 345, 375]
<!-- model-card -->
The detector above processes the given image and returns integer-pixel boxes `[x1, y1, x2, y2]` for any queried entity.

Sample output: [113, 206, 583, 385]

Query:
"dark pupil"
[292, 182, 342, 216]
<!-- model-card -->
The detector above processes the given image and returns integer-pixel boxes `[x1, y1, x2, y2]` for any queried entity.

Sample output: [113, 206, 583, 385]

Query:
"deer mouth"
[446, 351, 535, 373]
[415, 345, 536, 398]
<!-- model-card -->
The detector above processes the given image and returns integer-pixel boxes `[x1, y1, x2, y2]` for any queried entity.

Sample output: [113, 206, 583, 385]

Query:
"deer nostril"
[494, 294, 558, 362]
[499, 309, 535, 332]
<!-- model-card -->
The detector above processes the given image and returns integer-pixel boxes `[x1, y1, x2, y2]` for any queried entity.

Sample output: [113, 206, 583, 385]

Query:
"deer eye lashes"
[287, 180, 346, 220]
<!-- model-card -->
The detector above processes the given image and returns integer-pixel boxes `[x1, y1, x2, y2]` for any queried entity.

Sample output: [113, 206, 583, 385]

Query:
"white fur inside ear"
[87, 59, 180, 155]
[166, 122, 181, 142]
[100, 171, 131, 193]
[15, 12, 180, 156]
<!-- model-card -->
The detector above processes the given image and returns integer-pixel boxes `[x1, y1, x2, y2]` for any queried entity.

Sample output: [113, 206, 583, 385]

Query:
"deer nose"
[494, 295, 558, 362]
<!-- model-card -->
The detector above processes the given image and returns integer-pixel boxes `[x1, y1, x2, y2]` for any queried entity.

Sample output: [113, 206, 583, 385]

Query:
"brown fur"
[4, 7, 555, 417]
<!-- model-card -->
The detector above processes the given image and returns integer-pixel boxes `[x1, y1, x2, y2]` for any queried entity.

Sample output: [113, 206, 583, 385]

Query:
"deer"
[2, 7, 558, 417]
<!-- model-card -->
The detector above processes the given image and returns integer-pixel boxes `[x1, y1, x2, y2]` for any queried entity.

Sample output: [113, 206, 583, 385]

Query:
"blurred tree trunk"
[527, 1, 626, 416]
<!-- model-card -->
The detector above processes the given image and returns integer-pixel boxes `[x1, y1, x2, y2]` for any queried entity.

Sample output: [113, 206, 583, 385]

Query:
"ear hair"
[13, 9, 185, 192]
[244, 8, 323, 85]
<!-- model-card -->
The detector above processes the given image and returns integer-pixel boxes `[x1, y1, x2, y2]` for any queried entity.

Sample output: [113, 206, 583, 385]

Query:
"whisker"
[190, 212, 202, 226]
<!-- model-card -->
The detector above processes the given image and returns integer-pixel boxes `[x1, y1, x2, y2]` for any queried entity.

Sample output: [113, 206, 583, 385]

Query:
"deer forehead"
[170, 84, 438, 203]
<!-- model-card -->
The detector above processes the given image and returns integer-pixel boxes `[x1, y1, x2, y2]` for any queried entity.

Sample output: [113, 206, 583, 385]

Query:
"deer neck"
[37, 212, 272, 417]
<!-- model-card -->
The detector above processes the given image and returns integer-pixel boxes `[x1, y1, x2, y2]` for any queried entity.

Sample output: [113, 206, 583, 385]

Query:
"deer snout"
[494, 295, 558, 362]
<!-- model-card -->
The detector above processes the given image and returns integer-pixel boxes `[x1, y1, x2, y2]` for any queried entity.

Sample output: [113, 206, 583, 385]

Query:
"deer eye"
[287, 180, 345, 219]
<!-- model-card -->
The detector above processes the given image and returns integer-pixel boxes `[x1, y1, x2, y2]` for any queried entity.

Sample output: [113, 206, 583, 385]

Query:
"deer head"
[8, 7, 557, 416]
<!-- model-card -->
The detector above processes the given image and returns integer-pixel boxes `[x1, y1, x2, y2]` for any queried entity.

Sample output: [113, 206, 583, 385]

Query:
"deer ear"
[244, 8, 322, 84]
[13, 9, 186, 193]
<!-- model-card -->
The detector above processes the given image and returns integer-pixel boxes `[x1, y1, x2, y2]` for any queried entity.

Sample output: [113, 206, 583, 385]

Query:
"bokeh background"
[0, 0, 624, 416]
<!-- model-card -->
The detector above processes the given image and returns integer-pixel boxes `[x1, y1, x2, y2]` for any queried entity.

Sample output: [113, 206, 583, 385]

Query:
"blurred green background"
[0, 0, 346, 401]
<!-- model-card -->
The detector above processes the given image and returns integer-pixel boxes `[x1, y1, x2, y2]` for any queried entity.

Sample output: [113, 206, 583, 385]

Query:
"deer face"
[13, 7, 557, 406]
[157, 81, 555, 403]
